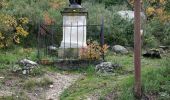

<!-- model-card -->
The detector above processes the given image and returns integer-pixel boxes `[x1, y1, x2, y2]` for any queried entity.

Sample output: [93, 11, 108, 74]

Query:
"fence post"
[100, 17, 104, 61]
[134, 0, 142, 98]
[37, 23, 41, 60]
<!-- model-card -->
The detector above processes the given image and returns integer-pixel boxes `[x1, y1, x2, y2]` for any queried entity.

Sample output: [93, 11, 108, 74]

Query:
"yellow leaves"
[146, 7, 165, 17]
[16, 17, 29, 37]
[146, 7, 155, 16]
[0, 43, 4, 48]
[0, 0, 8, 8]
[0, 14, 29, 48]
[0, 32, 5, 48]
[16, 26, 29, 37]
[159, 14, 170, 22]
[0, 13, 17, 28]
[19, 17, 29, 24]
[0, 32, 5, 40]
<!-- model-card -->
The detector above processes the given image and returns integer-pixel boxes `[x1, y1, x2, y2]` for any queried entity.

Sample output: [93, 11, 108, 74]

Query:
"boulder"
[19, 59, 38, 74]
[112, 45, 128, 54]
[117, 10, 146, 21]
[19, 59, 38, 66]
[159, 46, 169, 50]
[95, 62, 121, 73]
[143, 49, 161, 59]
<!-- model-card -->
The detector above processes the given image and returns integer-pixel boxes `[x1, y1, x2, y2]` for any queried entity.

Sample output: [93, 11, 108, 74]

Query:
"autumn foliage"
[79, 40, 109, 60]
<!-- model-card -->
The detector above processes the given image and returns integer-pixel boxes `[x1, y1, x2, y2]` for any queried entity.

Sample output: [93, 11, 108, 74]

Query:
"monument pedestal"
[59, 6, 88, 59]
[58, 48, 79, 59]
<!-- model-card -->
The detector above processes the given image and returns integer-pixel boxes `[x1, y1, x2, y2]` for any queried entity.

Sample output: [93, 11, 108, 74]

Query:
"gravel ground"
[45, 72, 82, 100]
[0, 72, 81, 100]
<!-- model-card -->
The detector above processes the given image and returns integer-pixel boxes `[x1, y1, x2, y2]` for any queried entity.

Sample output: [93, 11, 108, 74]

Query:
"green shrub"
[0, 0, 66, 48]
[83, 2, 132, 46]
[110, 14, 134, 46]
[144, 19, 170, 47]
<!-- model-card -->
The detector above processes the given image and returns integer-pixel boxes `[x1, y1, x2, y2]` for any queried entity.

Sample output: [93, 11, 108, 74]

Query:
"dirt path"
[45, 72, 82, 100]
[0, 72, 81, 100]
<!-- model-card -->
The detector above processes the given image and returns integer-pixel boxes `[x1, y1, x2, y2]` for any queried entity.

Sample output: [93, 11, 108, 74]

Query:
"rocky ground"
[0, 71, 82, 100]
[45, 72, 81, 100]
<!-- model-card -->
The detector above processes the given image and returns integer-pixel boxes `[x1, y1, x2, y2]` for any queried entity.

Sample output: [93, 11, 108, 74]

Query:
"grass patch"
[0, 91, 29, 100]
[23, 77, 53, 91]
[39, 77, 53, 87]
[29, 67, 45, 76]
[112, 57, 170, 100]
[60, 53, 170, 100]
[60, 70, 118, 100]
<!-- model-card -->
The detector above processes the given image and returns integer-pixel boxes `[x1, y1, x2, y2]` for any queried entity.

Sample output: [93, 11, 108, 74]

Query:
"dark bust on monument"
[69, 0, 82, 5]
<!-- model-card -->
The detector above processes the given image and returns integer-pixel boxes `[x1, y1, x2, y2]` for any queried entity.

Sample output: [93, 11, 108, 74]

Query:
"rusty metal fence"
[37, 19, 105, 64]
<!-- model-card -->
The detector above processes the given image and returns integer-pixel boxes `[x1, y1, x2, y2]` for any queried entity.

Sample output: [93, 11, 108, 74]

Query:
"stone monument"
[58, 0, 88, 58]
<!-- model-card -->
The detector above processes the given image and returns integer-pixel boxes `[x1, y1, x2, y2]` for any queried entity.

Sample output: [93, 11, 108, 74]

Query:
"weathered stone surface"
[18, 59, 38, 75]
[12, 65, 22, 72]
[60, 15, 87, 48]
[117, 10, 146, 21]
[19, 59, 38, 66]
[95, 62, 121, 73]
[112, 45, 128, 54]
[143, 49, 161, 59]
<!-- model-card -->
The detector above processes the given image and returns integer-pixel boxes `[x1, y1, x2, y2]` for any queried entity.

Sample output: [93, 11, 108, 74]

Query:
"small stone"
[12, 65, 22, 72]
[48, 46, 57, 51]
[49, 85, 54, 88]
[22, 70, 27, 75]
[0, 77, 4, 79]
[34, 93, 38, 96]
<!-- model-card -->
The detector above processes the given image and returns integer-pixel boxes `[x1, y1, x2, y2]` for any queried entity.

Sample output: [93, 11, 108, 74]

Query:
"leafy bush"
[79, 40, 109, 60]
[85, 0, 126, 7]
[0, 13, 29, 48]
[108, 14, 134, 46]
[144, 18, 170, 47]
[0, 0, 66, 48]
[83, 2, 132, 46]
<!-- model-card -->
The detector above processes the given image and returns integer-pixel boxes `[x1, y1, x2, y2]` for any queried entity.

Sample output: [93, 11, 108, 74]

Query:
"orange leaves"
[160, 0, 166, 4]
[43, 12, 54, 25]
[101, 44, 109, 54]
[156, 8, 164, 15]
[79, 40, 109, 60]
[49, 0, 66, 9]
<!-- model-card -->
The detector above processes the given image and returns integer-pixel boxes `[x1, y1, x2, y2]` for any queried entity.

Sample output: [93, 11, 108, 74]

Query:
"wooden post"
[134, 0, 142, 98]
